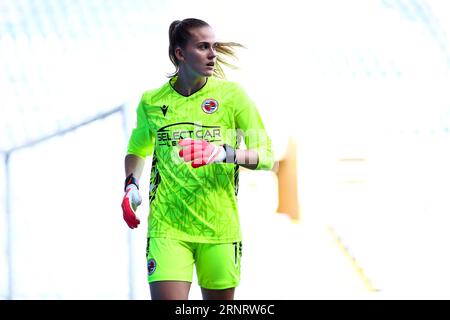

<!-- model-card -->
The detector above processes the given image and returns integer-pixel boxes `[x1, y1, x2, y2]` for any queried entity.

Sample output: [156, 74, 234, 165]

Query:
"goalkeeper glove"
[178, 138, 236, 168]
[121, 174, 142, 229]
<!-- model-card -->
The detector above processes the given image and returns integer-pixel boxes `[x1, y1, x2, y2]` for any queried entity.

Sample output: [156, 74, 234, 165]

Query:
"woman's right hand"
[121, 184, 142, 229]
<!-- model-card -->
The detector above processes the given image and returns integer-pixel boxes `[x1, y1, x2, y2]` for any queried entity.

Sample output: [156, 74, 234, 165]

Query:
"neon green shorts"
[146, 237, 242, 290]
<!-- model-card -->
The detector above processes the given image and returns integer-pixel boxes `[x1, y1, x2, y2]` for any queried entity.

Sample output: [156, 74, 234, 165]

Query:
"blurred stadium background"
[1, 0, 450, 299]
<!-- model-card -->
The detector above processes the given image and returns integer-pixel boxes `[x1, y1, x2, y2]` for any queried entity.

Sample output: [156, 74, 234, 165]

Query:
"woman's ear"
[175, 47, 184, 62]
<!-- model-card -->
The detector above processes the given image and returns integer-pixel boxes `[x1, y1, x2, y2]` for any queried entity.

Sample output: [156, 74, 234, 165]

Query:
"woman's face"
[179, 26, 217, 77]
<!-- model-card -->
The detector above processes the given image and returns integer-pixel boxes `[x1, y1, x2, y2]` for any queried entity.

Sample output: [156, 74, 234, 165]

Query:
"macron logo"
[160, 105, 169, 116]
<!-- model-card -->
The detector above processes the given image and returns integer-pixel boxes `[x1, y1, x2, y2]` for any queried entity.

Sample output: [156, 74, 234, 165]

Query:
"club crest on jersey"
[148, 258, 157, 275]
[201, 99, 219, 114]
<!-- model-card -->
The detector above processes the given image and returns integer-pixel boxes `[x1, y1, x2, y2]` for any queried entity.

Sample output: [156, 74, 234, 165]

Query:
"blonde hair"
[168, 18, 244, 79]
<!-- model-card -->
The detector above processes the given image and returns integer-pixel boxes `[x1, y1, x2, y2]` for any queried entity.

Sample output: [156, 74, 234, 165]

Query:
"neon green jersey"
[127, 76, 273, 243]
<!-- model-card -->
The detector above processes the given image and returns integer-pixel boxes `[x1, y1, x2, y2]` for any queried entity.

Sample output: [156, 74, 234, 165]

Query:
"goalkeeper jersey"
[127, 76, 274, 243]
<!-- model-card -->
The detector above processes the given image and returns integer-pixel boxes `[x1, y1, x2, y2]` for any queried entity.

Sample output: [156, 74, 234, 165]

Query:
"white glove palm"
[121, 184, 142, 229]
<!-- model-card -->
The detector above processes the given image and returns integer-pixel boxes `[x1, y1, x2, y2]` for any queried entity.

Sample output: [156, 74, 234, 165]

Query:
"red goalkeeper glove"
[178, 138, 226, 168]
[121, 174, 142, 229]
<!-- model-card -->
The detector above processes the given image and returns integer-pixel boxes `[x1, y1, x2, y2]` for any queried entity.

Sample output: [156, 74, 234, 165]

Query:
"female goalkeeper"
[121, 18, 274, 300]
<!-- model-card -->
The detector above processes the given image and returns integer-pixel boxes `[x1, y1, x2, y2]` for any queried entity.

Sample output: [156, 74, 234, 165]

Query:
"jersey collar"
[169, 76, 209, 98]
